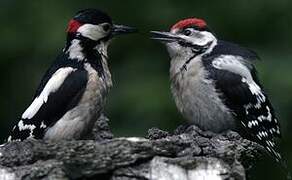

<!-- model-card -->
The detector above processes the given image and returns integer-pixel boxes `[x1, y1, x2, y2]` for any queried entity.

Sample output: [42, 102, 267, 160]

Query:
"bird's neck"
[65, 34, 109, 59]
[170, 39, 218, 78]
[64, 35, 110, 78]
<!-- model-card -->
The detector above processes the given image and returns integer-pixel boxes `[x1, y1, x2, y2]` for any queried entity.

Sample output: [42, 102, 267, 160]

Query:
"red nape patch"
[67, 19, 83, 33]
[171, 18, 207, 30]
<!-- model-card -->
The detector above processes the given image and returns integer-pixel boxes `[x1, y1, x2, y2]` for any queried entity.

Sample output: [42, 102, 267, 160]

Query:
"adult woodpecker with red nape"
[151, 18, 288, 169]
[7, 9, 136, 141]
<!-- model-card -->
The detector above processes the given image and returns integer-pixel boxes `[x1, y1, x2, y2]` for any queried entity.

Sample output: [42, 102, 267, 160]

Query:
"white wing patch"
[212, 55, 266, 109]
[212, 55, 253, 82]
[22, 67, 76, 119]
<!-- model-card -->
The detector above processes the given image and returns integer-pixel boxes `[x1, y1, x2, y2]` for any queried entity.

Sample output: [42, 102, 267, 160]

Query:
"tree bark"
[0, 115, 261, 180]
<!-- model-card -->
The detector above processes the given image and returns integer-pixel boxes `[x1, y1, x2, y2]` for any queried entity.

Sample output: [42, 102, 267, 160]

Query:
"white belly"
[170, 59, 235, 132]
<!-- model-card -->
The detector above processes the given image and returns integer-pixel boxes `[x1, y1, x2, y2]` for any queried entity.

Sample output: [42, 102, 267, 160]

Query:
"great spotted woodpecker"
[8, 9, 135, 141]
[151, 18, 284, 165]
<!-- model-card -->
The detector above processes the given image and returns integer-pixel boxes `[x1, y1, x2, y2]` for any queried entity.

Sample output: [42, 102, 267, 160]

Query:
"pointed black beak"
[112, 24, 137, 36]
[150, 31, 181, 43]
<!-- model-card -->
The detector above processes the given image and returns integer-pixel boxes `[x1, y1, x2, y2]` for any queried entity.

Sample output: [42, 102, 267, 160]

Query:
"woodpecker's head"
[67, 9, 136, 42]
[151, 18, 217, 58]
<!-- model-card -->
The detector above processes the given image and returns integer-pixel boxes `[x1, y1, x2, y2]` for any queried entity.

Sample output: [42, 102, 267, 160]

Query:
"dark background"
[0, 0, 291, 179]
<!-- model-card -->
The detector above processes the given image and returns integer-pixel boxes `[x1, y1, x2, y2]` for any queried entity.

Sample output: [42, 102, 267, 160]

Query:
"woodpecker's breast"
[81, 62, 110, 104]
[170, 56, 235, 132]
[44, 62, 111, 140]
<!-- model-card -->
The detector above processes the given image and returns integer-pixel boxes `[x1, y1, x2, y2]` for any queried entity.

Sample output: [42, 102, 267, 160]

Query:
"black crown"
[73, 9, 112, 25]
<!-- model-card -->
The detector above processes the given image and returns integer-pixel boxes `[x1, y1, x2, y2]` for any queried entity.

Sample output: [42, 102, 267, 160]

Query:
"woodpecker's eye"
[102, 24, 111, 32]
[183, 29, 192, 36]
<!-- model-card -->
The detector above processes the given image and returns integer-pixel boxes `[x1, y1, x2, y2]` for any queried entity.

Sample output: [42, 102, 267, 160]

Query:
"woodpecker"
[7, 9, 136, 141]
[151, 18, 283, 163]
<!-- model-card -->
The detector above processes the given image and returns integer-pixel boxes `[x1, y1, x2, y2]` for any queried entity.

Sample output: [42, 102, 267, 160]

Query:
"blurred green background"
[0, 0, 291, 179]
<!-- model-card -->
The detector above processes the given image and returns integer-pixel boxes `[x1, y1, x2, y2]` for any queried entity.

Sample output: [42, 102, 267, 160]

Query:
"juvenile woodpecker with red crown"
[151, 18, 283, 163]
[7, 9, 136, 141]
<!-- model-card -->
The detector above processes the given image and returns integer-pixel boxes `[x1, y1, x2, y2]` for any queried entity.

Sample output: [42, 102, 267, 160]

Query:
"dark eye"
[103, 24, 111, 32]
[183, 29, 192, 36]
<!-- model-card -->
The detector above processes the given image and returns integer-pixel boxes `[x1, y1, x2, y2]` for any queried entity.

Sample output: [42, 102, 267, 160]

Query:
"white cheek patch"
[77, 24, 106, 41]
[182, 31, 215, 47]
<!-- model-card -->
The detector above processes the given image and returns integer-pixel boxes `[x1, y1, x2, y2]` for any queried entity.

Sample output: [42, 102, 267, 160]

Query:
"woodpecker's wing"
[8, 65, 88, 141]
[207, 40, 260, 60]
[203, 52, 282, 162]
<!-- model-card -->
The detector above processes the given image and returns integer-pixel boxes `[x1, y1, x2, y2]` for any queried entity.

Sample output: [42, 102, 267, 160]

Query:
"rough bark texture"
[0, 116, 261, 180]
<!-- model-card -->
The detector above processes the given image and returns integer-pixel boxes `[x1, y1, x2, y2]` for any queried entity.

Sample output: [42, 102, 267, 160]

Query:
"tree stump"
[0, 115, 261, 180]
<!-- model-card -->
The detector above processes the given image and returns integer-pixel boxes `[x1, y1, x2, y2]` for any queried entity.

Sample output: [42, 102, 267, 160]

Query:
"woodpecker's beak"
[112, 24, 137, 36]
[150, 31, 181, 43]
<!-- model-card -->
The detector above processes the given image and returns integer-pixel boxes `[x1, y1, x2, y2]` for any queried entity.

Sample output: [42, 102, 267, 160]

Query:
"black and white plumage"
[203, 41, 281, 160]
[8, 9, 135, 141]
[151, 18, 283, 163]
